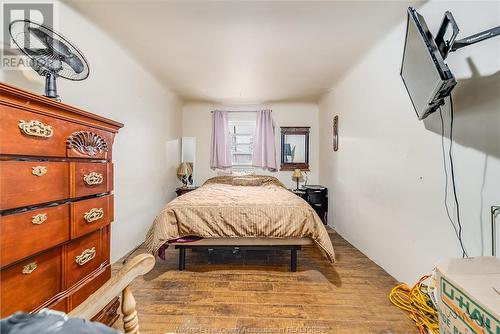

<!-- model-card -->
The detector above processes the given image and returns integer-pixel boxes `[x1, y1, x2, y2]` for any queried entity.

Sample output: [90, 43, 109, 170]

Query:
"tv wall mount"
[435, 11, 500, 59]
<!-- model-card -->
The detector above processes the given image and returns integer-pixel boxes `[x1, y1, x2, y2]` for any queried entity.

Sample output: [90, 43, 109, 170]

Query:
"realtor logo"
[1, 1, 56, 70]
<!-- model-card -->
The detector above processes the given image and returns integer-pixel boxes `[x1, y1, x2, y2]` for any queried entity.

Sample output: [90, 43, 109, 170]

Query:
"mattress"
[144, 175, 335, 262]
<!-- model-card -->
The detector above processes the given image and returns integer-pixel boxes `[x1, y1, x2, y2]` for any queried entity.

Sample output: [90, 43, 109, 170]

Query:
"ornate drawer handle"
[84, 208, 104, 223]
[32, 213, 47, 225]
[32, 166, 47, 176]
[75, 247, 96, 266]
[19, 120, 53, 138]
[22, 262, 37, 274]
[83, 172, 104, 185]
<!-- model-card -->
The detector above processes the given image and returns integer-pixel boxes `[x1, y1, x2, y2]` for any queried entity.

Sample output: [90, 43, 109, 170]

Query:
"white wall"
[318, 0, 500, 283]
[182, 102, 319, 189]
[0, 2, 182, 263]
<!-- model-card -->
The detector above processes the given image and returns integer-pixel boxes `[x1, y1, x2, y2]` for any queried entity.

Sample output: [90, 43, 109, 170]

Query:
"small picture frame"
[333, 115, 339, 151]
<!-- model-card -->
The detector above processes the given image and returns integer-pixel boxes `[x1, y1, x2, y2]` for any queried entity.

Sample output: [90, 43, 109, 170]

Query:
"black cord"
[448, 96, 468, 258]
[438, 107, 460, 239]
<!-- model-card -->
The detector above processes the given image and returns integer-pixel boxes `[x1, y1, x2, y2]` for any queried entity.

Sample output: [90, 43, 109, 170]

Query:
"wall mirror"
[181, 137, 196, 185]
[280, 127, 310, 171]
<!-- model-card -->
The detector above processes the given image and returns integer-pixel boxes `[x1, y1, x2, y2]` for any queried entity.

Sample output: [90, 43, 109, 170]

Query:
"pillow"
[216, 169, 255, 177]
[204, 175, 285, 188]
[216, 170, 233, 177]
[232, 176, 265, 186]
[231, 170, 255, 176]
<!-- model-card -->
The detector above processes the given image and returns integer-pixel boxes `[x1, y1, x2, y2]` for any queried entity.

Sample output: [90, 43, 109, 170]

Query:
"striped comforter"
[144, 176, 335, 263]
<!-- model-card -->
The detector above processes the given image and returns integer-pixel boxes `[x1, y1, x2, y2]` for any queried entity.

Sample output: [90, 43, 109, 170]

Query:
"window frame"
[228, 120, 256, 168]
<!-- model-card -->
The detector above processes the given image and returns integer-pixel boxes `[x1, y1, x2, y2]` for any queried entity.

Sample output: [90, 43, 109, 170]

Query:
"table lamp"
[292, 169, 303, 191]
[177, 162, 189, 187]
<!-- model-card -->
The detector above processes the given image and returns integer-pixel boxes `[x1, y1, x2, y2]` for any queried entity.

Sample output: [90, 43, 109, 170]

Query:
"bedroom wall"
[0, 2, 183, 263]
[318, 0, 500, 283]
[182, 102, 319, 189]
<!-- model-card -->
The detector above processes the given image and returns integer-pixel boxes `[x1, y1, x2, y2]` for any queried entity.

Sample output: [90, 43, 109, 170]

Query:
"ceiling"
[65, 1, 421, 103]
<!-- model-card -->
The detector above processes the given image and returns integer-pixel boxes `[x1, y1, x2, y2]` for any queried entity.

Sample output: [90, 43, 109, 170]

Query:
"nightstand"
[290, 188, 307, 199]
[175, 186, 198, 197]
[292, 185, 328, 225]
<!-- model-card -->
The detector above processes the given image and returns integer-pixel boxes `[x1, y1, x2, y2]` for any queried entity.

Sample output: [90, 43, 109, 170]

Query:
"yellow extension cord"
[389, 275, 440, 334]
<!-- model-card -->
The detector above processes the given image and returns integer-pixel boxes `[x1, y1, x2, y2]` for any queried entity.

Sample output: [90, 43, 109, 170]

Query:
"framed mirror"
[280, 127, 310, 171]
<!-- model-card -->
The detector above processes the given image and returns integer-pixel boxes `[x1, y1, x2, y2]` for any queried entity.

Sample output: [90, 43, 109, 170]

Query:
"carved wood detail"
[67, 131, 109, 157]
[122, 286, 140, 334]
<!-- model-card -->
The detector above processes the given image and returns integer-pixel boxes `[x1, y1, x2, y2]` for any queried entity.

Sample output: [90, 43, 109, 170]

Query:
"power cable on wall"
[438, 108, 460, 238]
[438, 96, 468, 258]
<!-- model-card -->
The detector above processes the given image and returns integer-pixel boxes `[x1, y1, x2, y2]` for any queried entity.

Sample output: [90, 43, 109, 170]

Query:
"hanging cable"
[439, 107, 460, 239]
[448, 95, 468, 258]
[438, 97, 468, 258]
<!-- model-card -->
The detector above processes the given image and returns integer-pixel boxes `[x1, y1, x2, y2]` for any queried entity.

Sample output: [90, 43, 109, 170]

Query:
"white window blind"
[228, 120, 255, 166]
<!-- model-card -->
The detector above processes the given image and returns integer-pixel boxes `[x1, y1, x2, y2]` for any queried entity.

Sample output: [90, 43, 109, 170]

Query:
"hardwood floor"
[112, 229, 417, 334]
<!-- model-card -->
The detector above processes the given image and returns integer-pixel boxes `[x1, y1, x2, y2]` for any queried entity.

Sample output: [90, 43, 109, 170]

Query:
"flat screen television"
[401, 7, 456, 120]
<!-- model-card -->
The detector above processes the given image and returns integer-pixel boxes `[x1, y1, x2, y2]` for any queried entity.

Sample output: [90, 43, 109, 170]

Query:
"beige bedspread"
[144, 175, 335, 263]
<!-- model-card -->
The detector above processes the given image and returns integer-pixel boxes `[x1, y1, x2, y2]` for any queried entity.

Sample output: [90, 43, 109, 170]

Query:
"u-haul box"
[432, 256, 500, 334]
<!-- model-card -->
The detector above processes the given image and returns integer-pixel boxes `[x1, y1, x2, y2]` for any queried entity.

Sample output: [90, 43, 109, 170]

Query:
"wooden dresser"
[0, 83, 123, 324]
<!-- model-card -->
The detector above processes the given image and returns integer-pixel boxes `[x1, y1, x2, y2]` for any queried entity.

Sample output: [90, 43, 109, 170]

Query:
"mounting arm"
[451, 26, 500, 52]
[434, 10, 500, 59]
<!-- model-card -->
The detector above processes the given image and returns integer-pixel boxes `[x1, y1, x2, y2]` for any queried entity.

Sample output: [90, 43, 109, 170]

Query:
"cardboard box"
[432, 256, 500, 334]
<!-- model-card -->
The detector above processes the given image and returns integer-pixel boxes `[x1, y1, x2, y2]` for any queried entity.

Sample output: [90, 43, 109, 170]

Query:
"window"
[229, 120, 255, 166]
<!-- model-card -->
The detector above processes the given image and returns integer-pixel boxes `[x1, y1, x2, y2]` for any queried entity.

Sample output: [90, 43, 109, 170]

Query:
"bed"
[144, 175, 335, 270]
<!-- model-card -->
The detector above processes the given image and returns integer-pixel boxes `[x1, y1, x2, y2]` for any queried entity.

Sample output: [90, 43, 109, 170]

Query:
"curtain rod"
[211, 110, 258, 113]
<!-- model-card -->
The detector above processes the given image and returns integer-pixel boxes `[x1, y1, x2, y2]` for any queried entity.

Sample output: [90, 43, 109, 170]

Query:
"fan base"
[45, 73, 59, 100]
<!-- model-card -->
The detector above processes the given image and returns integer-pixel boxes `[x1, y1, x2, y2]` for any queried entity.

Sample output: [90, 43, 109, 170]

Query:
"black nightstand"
[292, 185, 328, 225]
[290, 189, 307, 198]
[175, 186, 198, 197]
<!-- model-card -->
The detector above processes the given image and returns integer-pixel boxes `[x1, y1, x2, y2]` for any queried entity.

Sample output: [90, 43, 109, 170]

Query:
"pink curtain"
[210, 110, 232, 170]
[252, 110, 277, 171]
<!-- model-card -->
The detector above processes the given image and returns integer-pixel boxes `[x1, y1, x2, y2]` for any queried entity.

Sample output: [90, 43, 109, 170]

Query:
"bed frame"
[172, 238, 313, 272]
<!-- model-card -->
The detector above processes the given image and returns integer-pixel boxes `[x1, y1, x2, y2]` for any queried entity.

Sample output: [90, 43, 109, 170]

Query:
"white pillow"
[232, 169, 255, 176]
[216, 169, 255, 177]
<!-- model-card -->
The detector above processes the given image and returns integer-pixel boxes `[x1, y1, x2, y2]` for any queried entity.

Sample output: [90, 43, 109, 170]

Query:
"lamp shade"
[177, 162, 189, 176]
[292, 168, 303, 180]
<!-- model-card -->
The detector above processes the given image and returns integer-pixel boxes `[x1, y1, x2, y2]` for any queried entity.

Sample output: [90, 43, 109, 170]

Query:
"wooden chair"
[68, 254, 155, 334]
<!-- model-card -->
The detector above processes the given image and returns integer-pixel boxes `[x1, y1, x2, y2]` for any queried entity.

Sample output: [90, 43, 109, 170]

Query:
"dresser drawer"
[71, 195, 113, 239]
[65, 228, 107, 287]
[310, 202, 325, 209]
[0, 203, 70, 267]
[305, 188, 327, 204]
[49, 297, 67, 313]
[70, 266, 111, 309]
[0, 161, 69, 210]
[71, 162, 112, 198]
[0, 105, 114, 160]
[0, 247, 62, 317]
[307, 194, 326, 205]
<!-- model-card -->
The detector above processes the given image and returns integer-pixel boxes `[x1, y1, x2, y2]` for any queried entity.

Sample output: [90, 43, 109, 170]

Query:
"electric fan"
[9, 19, 90, 100]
